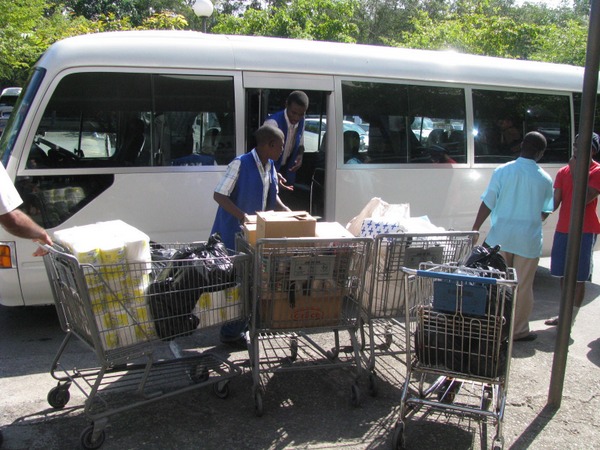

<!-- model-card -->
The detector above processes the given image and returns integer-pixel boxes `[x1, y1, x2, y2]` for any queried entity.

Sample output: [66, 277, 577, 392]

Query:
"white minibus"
[1, 30, 596, 306]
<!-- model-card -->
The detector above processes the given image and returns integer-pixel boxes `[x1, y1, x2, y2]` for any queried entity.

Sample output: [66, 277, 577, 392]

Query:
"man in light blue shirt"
[472, 131, 553, 342]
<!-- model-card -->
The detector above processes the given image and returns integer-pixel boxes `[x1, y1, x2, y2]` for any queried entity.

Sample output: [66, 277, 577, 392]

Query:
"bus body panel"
[0, 30, 593, 306]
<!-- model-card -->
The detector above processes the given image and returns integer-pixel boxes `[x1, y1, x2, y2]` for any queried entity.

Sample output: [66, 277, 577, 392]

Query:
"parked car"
[304, 118, 369, 153]
[0, 87, 22, 136]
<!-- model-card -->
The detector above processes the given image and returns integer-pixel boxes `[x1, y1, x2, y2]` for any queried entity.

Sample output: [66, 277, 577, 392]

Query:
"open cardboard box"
[243, 216, 351, 247]
[256, 211, 316, 241]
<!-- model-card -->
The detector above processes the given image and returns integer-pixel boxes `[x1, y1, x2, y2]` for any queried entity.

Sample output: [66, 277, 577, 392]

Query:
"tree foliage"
[0, 0, 594, 88]
[212, 0, 360, 43]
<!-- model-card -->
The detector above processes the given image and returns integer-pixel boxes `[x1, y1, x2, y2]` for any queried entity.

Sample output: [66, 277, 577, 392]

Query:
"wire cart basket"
[362, 232, 477, 374]
[392, 263, 517, 450]
[239, 236, 372, 416]
[42, 242, 250, 449]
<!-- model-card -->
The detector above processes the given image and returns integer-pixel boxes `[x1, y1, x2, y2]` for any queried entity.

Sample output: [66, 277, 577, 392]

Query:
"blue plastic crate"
[432, 280, 488, 316]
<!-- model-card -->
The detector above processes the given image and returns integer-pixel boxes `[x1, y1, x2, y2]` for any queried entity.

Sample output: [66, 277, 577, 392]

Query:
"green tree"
[213, 0, 360, 42]
[530, 19, 588, 65]
[59, 0, 191, 26]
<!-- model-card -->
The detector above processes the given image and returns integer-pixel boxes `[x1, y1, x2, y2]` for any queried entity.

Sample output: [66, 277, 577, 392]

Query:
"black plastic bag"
[462, 244, 507, 274]
[148, 234, 235, 340]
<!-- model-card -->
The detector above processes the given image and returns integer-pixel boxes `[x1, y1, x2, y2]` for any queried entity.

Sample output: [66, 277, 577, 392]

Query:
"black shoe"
[514, 332, 537, 342]
[544, 316, 559, 326]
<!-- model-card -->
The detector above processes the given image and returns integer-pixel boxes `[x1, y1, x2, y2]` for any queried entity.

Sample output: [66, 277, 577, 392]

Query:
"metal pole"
[548, 0, 600, 407]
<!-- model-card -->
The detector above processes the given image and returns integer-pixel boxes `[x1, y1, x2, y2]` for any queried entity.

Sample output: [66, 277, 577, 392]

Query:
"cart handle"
[413, 269, 499, 285]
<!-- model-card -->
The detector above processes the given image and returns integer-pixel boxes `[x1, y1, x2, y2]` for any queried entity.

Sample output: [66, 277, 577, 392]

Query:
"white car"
[304, 118, 369, 153]
[0, 87, 22, 136]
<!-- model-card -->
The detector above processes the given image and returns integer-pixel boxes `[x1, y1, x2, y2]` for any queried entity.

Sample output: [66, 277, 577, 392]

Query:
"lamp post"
[192, 0, 214, 33]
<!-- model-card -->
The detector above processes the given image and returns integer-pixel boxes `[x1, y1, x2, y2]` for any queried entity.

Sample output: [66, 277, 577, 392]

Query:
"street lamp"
[192, 0, 214, 33]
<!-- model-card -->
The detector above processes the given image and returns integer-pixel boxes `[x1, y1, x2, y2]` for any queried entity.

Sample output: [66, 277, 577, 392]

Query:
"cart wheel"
[191, 366, 209, 384]
[289, 337, 298, 361]
[482, 386, 493, 411]
[368, 373, 378, 397]
[492, 436, 504, 450]
[392, 422, 406, 450]
[254, 390, 264, 417]
[47, 385, 70, 409]
[213, 381, 230, 399]
[326, 349, 339, 361]
[350, 383, 361, 407]
[383, 331, 393, 349]
[80, 425, 106, 450]
[437, 378, 459, 404]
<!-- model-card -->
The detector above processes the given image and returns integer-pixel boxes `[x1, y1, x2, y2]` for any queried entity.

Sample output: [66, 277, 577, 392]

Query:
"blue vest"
[211, 152, 277, 249]
[267, 109, 305, 185]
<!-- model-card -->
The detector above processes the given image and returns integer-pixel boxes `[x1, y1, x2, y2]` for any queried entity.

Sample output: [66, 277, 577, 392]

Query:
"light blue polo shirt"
[482, 157, 553, 258]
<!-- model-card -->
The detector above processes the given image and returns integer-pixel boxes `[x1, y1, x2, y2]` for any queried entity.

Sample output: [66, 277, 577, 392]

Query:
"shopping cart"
[361, 232, 477, 375]
[392, 263, 517, 450]
[42, 242, 250, 449]
[240, 237, 372, 416]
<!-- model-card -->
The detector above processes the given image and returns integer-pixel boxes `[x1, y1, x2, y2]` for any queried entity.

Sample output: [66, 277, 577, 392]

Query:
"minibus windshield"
[1, 68, 46, 166]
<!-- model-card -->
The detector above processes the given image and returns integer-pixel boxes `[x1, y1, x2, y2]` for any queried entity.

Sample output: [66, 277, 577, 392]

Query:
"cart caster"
[350, 383, 361, 407]
[392, 421, 406, 450]
[213, 381, 230, 399]
[382, 331, 393, 350]
[191, 366, 209, 384]
[368, 373, 378, 397]
[492, 436, 504, 450]
[80, 425, 106, 450]
[289, 337, 298, 361]
[482, 385, 493, 410]
[437, 378, 460, 404]
[254, 389, 264, 417]
[47, 384, 71, 409]
[326, 349, 339, 361]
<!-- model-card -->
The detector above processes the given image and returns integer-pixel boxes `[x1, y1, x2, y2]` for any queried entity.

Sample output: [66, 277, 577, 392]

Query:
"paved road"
[1, 254, 599, 449]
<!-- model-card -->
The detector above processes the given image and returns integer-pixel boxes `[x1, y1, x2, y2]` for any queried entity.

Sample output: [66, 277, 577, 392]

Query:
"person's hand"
[32, 233, 53, 256]
[277, 172, 294, 191]
[289, 154, 303, 172]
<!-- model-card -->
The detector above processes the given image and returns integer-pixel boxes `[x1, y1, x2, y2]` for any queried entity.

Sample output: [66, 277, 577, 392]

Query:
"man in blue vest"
[264, 91, 309, 188]
[211, 124, 290, 250]
[212, 125, 291, 347]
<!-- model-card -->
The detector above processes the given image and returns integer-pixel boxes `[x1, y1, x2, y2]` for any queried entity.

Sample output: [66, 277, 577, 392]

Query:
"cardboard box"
[242, 223, 257, 247]
[260, 289, 345, 329]
[256, 211, 316, 240]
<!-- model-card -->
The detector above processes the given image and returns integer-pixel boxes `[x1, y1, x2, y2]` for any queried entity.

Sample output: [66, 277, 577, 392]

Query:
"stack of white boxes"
[53, 220, 155, 350]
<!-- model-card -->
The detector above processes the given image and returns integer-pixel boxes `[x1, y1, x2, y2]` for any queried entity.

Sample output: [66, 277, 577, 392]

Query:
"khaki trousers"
[501, 252, 539, 340]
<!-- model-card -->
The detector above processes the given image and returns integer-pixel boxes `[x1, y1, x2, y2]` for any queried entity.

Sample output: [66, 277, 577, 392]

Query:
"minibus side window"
[341, 81, 466, 164]
[473, 90, 571, 164]
[1, 68, 46, 166]
[573, 93, 600, 162]
[26, 72, 236, 169]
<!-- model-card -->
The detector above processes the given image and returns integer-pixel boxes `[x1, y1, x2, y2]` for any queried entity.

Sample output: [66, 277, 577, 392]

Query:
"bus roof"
[37, 30, 586, 93]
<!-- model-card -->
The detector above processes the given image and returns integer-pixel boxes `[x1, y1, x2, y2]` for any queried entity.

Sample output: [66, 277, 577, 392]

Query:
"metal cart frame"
[362, 232, 477, 373]
[43, 243, 250, 449]
[392, 263, 517, 450]
[240, 237, 372, 416]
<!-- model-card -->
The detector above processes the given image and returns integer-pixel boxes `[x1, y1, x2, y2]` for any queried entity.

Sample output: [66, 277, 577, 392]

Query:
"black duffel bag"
[149, 234, 235, 340]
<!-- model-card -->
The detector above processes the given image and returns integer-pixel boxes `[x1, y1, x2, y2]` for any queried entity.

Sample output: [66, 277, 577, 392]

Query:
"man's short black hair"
[521, 131, 547, 157]
[286, 90, 309, 109]
[255, 124, 284, 145]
